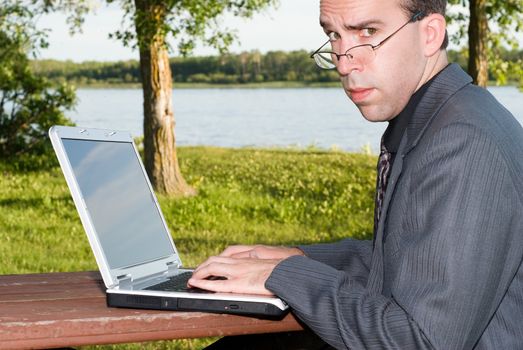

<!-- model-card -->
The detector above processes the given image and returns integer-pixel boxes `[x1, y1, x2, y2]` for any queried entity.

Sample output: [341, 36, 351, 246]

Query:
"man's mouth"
[348, 88, 374, 103]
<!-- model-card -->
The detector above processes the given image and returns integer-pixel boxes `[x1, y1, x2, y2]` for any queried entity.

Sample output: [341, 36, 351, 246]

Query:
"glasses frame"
[310, 11, 425, 68]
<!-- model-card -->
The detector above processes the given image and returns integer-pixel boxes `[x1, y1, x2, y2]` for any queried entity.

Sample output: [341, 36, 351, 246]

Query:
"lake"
[70, 86, 523, 154]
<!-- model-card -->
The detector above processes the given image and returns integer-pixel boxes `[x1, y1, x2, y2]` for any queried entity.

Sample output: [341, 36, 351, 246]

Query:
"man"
[189, 0, 523, 348]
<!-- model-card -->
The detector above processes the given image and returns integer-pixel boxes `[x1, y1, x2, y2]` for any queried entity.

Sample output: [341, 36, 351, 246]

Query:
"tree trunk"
[468, 0, 489, 87]
[134, 1, 195, 196]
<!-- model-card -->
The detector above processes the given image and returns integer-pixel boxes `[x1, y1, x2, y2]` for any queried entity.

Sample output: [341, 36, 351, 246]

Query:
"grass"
[0, 146, 377, 348]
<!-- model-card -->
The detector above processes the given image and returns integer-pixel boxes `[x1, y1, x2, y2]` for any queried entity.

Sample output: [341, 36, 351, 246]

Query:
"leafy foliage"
[31, 49, 523, 86]
[447, 0, 523, 87]
[30, 48, 522, 86]
[0, 1, 75, 161]
[30, 50, 344, 85]
[35, 0, 93, 32]
[106, 0, 278, 56]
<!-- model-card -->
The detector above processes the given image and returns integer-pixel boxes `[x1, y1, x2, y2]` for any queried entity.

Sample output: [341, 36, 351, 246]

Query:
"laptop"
[49, 125, 289, 318]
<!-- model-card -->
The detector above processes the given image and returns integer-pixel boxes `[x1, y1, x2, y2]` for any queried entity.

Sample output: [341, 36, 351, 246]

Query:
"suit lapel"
[367, 136, 407, 292]
[366, 64, 473, 293]
[403, 64, 473, 155]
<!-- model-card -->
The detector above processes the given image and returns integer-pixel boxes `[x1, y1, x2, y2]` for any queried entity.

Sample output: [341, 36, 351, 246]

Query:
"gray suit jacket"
[266, 64, 523, 349]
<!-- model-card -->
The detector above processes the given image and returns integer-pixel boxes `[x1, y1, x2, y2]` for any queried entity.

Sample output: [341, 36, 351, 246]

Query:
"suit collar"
[402, 63, 473, 155]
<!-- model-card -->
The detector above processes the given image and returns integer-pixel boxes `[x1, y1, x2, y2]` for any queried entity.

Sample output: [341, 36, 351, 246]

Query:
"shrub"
[0, 3, 76, 163]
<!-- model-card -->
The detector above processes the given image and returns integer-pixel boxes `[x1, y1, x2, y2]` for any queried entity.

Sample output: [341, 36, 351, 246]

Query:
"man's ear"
[421, 13, 447, 57]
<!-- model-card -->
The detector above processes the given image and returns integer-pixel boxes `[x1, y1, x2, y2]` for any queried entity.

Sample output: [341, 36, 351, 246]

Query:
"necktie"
[374, 138, 392, 237]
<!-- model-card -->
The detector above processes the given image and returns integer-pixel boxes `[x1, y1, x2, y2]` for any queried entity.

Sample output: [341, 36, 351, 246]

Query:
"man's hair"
[400, 0, 449, 49]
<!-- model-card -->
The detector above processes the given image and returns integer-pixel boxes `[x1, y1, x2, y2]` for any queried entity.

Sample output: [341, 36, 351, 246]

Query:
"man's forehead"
[319, 0, 403, 27]
[319, 0, 403, 9]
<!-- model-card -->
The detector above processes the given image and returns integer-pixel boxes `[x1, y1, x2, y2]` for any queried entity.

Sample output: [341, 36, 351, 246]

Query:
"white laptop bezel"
[49, 125, 183, 289]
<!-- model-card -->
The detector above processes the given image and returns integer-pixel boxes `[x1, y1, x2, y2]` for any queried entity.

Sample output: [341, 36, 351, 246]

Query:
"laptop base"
[107, 293, 288, 319]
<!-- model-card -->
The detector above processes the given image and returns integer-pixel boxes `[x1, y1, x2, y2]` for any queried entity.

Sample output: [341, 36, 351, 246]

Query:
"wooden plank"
[0, 271, 101, 286]
[1, 310, 303, 348]
[0, 272, 303, 349]
[0, 281, 105, 301]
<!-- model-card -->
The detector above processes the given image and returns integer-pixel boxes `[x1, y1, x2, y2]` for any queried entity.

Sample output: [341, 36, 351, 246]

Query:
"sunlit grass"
[0, 146, 376, 349]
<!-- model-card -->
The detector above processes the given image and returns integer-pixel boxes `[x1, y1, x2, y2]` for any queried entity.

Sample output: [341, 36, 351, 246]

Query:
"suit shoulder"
[441, 84, 519, 129]
[433, 84, 522, 152]
[423, 85, 523, 195]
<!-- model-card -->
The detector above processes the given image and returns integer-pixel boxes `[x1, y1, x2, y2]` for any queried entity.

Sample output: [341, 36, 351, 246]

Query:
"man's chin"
[356, 105, 390, 123]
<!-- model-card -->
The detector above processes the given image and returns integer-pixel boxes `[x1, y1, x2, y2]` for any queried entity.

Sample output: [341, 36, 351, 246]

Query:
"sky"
[36, 1, 522, 63]
[37, 0, 327, 62]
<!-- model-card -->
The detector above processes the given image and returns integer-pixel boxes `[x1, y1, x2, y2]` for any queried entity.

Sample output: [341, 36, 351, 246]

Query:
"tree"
[467, 0, 488, 86]
[39, 0, 278, 196]
[447, 0, 523, 87]
[0, 2, 75, 161]
[117, 0, 279, 196]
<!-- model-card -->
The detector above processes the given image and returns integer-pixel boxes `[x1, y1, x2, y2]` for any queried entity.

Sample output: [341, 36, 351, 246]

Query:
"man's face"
[320, 0, 427, 122]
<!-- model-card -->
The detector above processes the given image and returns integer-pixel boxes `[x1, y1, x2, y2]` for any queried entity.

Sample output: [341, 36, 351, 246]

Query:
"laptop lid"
[49, 125, 183, 288]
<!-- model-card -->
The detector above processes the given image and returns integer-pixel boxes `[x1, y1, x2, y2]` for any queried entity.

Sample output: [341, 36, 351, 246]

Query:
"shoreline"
[61, 80, 521, 90]
[64, 81, 343, 89]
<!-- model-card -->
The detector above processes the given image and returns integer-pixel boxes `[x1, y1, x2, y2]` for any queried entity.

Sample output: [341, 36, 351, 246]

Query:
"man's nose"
[336, 54, 363, 76]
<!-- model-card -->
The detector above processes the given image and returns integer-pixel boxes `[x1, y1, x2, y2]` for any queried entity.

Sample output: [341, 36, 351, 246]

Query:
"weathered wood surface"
[0, 271, 303, 349]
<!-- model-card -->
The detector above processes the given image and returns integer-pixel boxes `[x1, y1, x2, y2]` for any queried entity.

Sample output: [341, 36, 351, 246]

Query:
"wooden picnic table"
[0, 271, 304, 349]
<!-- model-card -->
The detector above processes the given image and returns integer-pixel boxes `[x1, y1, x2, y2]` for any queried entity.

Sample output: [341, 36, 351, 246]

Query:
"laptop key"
[145, 272, 220, 293]
[145, 272, 194, 292]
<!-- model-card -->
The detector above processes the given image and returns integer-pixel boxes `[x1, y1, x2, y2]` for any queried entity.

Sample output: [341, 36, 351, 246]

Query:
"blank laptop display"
[50, 125, 288, 318]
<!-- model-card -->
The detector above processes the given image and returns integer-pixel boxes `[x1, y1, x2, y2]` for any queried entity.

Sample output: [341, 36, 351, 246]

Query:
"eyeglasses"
[310, 12, 425, 70]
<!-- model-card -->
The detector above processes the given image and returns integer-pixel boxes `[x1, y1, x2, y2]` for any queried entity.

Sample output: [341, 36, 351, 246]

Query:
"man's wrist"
[289, 247, 306, 256]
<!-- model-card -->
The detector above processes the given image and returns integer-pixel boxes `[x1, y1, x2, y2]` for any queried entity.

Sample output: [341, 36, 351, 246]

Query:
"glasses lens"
[313, 52, 337, 69]
[346, 45, 375, 64]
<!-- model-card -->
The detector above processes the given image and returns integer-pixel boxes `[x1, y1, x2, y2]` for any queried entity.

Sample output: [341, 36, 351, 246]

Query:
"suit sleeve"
[298, 239, 373, 285]
[266, 122, 523, 349]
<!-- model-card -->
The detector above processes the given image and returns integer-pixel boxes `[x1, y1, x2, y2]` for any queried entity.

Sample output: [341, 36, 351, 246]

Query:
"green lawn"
[0, 146, 376, 349]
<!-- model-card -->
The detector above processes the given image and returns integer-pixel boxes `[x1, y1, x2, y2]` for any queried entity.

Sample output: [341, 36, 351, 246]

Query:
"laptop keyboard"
[145, 271, 212, 293]
[145, 271, 195, 292]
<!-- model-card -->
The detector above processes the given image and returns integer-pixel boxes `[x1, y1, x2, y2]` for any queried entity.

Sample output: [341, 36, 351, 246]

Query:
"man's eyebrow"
[345, 19, 385, 30]
[319, 18, 385, 30]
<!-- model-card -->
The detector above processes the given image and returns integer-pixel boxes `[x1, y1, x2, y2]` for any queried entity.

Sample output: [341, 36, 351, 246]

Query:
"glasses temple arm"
[372, 11, 425, 50]
[310, 38, 331, 58]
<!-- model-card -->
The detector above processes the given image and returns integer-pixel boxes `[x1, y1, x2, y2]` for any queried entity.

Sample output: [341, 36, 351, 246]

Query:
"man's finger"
[219, 245, 253, 257]
[187, 278, 233, 293]
[193, 256, 237, 275]
[229, 250, 257, 259]
[191, 261, 235, 280]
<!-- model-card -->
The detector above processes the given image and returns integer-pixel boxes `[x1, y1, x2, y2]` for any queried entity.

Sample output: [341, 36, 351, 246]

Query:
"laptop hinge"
[166, 261, 181, 275]
[117, 273, 133, 290]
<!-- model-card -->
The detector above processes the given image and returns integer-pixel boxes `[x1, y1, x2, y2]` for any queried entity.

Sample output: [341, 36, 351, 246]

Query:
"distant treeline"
[30, 49, 522, 86]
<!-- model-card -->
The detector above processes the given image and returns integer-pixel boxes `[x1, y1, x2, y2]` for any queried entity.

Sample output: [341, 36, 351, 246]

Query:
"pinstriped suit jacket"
[266, 64, 523, 349]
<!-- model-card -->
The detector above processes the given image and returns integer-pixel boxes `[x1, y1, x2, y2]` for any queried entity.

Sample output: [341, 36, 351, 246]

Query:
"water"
[69, 86, 523, 154]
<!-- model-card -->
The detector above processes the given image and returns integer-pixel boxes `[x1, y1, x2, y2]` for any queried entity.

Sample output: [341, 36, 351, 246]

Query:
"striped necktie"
[374, 138, 392, 237]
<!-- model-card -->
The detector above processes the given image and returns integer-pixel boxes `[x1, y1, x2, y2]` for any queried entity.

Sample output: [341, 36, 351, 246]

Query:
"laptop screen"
[62, 138, 175, 269]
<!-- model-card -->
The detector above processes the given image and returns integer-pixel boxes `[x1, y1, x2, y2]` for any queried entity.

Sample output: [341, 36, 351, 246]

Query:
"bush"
[208, 73, 239, 84]
[187, 73, 211, 83]
[0, 2, 76, 162]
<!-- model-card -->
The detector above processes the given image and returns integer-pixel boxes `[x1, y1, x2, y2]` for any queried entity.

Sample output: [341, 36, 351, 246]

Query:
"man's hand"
[219, 244, 304, 260]
[187, 245, 304, 295]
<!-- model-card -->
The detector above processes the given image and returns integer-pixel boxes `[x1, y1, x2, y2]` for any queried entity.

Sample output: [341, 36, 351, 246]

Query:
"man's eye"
[327, 32, 340, 41]
[361, 28, 377, 37]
